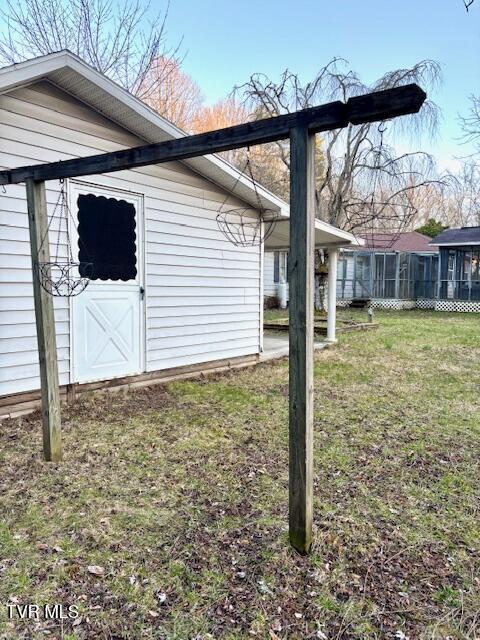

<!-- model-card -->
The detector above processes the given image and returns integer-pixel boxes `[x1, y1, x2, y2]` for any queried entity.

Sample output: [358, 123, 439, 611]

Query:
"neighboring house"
[0, 51, 359, 417]
[264, 231, 437, 310]
[430, 226, 480, 310]
[336, 227, 480, 312]
[337, 231, 438, 309]
[264, 221, 363, 311]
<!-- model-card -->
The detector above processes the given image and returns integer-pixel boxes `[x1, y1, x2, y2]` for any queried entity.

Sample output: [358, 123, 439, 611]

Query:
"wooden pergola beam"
[12, 80, 427, 554]
[0, 84, 425, 185]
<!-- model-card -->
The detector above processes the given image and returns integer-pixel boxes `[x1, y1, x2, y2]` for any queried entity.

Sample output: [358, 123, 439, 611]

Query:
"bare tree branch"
[460, 94, 480, 149]
[440, 160, 480, 226]
[139, 57, 203, 131]
[233, 58, 442, 237]
[0, 0, 182, 101]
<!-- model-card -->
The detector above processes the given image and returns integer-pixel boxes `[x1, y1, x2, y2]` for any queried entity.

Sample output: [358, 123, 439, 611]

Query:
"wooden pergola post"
[288, 125, 315, 553]
[25, 179, 62, 462]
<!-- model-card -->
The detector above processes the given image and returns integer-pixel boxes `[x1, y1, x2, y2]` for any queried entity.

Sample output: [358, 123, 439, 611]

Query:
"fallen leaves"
[86, 565, 105, 576]
[0, 311, 479, 639]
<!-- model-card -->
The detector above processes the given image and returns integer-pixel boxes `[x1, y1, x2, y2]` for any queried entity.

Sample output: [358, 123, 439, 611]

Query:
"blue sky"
[166, 0, 480, 169]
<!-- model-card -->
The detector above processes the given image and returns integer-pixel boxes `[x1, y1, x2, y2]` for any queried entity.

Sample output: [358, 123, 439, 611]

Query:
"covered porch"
[437, 246, 480, 301]
[264, 218, 364, 343]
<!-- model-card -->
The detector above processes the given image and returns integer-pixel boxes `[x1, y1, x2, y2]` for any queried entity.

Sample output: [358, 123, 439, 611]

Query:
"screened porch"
[336, 251, 439, 301]
[438, 247, 480, 301]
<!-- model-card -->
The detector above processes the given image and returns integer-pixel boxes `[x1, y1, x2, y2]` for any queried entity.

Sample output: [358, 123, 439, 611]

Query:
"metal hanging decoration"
[36, 180, 93, 296]
[216, 151, 278, 247]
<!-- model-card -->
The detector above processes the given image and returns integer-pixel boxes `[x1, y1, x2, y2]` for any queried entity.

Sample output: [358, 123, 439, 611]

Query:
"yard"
[0, 310, 479, 640]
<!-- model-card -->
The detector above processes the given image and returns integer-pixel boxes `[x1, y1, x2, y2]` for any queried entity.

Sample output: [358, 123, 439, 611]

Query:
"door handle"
[140, 286, 145, 300]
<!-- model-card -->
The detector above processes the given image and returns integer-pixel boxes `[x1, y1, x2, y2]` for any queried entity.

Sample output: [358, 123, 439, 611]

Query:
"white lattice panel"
[415, 299, 436, 309]
[434, 299, 480, 313]
[338, 297, 480, 313]
[371, 299, 415, 310]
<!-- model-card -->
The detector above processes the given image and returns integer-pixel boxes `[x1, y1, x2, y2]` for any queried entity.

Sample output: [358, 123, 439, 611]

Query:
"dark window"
[77, 194, 137, 281]
[273, 252, 289, 283]
[273, 251, 280, 283]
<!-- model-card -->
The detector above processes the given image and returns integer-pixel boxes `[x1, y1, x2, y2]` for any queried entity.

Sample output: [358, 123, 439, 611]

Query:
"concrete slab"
[260, 331, 327, 362]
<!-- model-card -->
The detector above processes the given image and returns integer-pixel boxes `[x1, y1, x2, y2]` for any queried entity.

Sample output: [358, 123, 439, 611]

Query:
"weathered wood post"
[288, 125, 315, 554]
[26, 179, 62, 462]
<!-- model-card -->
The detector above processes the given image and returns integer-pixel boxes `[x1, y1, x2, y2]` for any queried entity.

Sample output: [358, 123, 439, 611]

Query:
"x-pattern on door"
[71, 182, 144, 384]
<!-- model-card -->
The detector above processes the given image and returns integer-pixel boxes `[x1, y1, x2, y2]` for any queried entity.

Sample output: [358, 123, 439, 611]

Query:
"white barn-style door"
[70, 182, 144, 384]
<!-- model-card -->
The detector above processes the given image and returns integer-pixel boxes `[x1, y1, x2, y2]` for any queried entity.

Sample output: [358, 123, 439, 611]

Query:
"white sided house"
[0, 51, 358, 417]
[264, 226, 363, 308]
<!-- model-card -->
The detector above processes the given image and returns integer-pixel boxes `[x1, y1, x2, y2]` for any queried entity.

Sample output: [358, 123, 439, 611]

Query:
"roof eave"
[431, 241, 480, 246]
[0, 50, 289, 215]
[0, 51, 356, 243]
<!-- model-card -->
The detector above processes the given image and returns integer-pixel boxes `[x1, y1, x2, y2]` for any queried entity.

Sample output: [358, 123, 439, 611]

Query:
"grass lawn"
[0, 310, 479, 639]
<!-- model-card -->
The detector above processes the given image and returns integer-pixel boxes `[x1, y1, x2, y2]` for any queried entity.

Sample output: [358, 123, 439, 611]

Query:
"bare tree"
[399, 179, 448, 230]
[337, 149, 441, 234]
[441, 160, 480, 226]
[235, 58, 442, 308]
[0, 0, 181, 101]
[459, 0, 480, 145]
[235, 58, 441, 234]
[141, 57, 203, 131]
[460, 94, 480, 152]
[191, 97, 292, 198]
[191, 97, 248, 164]
[192, 98, 247, 134]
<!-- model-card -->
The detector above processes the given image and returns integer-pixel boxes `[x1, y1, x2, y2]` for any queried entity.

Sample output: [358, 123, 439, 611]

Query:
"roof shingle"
[430, 226, 480, 246]
[359, 231, 437, 252]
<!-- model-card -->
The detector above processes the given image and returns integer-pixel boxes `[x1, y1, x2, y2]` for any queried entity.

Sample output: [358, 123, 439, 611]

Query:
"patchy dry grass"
[0, 310, 479, 639]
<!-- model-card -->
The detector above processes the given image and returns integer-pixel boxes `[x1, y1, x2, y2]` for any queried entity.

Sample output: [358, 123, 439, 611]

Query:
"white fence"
[339, 298, 480, 313]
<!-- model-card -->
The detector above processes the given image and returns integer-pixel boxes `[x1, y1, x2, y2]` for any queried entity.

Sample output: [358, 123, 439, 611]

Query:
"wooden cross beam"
[0, 84, 425, 185]
[9, 82, 426, 554]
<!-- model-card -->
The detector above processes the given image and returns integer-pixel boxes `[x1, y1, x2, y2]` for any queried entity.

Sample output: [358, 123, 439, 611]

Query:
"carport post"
[26, 179, 62, 462]
[327, 249, 338, 342]
[288, 125, 315, 554]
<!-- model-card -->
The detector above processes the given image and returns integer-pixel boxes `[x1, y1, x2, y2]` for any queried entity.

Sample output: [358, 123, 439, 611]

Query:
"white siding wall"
[0, 81, 261, 396]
